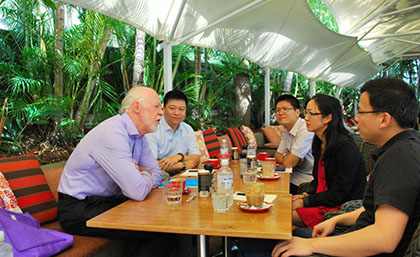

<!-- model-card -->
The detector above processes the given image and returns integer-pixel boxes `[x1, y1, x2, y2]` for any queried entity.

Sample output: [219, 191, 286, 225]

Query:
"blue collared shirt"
[58, 113, 162, 201]
[146, 116, 200, 160]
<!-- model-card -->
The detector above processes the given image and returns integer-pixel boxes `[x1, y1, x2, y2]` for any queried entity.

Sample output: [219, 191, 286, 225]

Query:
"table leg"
[224, 237, 232, 257]
[197, 235, 207, 257]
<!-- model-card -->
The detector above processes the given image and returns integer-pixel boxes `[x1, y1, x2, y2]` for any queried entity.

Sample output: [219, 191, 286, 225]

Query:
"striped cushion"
[202, 128, 221, 158]
[226, 127, 248, 154]
[0, 155, 57, 223]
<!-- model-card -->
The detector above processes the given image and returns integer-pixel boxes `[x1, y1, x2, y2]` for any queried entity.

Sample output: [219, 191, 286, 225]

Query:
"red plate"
[257, 173, 280, 180]
[238, 201, 272, 212]
[183, 187, 192, 194]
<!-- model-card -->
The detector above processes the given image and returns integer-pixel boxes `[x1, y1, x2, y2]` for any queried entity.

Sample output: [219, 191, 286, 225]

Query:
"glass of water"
[164, 183, 183, 206]
[243, 169, 257, 183]
[211, 187, 230, 213]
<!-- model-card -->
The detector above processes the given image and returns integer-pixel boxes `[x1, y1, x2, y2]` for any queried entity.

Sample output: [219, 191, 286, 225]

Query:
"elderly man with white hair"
[57, 86, 174, 257]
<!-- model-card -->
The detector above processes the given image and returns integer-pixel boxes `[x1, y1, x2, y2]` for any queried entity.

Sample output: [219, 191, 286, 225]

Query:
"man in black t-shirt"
[272, 78, 420, 257]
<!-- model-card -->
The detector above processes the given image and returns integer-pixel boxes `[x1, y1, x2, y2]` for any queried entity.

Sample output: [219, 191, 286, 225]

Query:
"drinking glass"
[262, 158, 276, 177]
[246, 182, 265, 207]
[243, 169, 257, 183]
[211, 187, 230, 213]
[164, 183, 183, 206]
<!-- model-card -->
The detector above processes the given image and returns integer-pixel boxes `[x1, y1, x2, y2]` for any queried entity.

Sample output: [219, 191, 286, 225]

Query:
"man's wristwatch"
[181, 161, 186, 171]
[177, 153, 184, 162]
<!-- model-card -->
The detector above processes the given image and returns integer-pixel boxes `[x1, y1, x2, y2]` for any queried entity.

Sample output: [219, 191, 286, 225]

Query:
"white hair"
[119, 87, 146, 113]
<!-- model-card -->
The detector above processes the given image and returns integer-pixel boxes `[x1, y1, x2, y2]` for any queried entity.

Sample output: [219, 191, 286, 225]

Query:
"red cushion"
[226, 128, 248, 154]
[0, 155, 57, 223]
[202, 128, 221, 158]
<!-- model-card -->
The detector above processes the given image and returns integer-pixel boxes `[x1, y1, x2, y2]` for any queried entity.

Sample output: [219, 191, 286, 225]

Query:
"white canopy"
[58, 0, 383, 88]
[324, 0, 420, 64]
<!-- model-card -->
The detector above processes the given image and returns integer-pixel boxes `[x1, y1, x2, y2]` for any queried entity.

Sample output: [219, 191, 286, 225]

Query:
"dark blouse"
[303, 136, 366, 207]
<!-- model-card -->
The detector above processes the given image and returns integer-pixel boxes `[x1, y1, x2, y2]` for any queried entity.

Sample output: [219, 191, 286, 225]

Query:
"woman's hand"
[291, 194, 305, 210]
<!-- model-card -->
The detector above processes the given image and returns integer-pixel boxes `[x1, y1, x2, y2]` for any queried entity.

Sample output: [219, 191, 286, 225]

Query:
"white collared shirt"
[277, 118, 314, 186]
[145, 116, 200, 160]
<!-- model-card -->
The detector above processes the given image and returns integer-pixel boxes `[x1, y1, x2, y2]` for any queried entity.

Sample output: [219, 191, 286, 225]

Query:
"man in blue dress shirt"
[146, 90, 200, 177]
[57, 86, 174, 257]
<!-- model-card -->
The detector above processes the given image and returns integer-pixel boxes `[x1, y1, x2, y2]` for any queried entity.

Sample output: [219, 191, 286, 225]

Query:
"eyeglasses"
[356, 110, 382, 115]
[275, 107, 295, 113]
[304, 111, 322, 117]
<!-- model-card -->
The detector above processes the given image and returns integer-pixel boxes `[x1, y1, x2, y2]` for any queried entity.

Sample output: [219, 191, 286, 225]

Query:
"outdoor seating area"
[0, 0, 420, 257]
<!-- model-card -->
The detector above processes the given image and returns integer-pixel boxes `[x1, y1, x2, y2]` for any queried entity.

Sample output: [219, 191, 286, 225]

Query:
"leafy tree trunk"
[235, 73, 251, 126]
[284, 71, 293, 92]
[53, 2, 65, 98]
[75, 23, 113, 130]
[133, 29, 145, 87]
[118, 37, 130, 92]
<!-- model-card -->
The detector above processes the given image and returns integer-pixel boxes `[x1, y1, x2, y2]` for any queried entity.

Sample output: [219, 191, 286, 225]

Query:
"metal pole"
[164, 42, 173, 93]
[264, 67, 271, 128]
[198, 235, 207, 257]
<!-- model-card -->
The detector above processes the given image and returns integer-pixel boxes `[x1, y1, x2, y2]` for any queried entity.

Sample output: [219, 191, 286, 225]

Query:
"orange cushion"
[261, 126, 283, 145]
[0, 155, 57, 223]
[0, 171, 22, 213]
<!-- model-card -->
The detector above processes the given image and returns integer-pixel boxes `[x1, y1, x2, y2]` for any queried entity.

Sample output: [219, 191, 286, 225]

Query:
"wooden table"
[87, 162, 292, 257]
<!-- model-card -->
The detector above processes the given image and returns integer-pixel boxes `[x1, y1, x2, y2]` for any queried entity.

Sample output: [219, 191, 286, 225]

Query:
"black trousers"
[58, 193, 176, 257]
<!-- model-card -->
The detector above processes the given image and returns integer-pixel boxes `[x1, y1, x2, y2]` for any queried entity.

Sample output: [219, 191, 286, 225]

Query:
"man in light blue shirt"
[57, 87, 174, 257]
[146, 90, 200, 176]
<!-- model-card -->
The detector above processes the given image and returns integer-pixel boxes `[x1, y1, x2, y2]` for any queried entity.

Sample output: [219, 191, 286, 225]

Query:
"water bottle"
[0, 231, 13, 257]
[217, 159, 233, 207]
[220, 139, 230, 165]
[247, 141, 257, 170]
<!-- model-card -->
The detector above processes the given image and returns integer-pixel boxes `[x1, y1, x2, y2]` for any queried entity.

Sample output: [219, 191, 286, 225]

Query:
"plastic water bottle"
[247, 141, 257, 170]
[220, 139, 230, 165]
[0, 231, 13, 257]
[217, 159, 233, 207]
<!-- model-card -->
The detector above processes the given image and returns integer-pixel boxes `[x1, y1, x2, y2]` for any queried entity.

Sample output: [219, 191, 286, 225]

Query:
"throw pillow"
[194, 131, 210, 162]
[226, 127, 247, 154]
[0, 154, 57, 223]
[241, 125, 257, 146]
[0, 171, 22, 213]
[262, 126, 282, 145]
[202, 128, 221, 158]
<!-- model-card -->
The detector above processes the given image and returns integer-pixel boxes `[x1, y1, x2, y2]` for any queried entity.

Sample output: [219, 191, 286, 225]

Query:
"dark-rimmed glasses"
[275, 107, 295, 113]
[304, 111, 322, 117]
[357, 110, 382, 115]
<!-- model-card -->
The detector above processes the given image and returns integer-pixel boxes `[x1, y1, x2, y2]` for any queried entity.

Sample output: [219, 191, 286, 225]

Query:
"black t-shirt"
[355, 130, 420, 256]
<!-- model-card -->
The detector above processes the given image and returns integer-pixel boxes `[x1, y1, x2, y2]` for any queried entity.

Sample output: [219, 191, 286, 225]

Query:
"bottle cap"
[221, 159, 229, 166]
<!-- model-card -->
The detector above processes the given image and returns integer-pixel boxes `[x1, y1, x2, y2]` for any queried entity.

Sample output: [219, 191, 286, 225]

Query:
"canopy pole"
[309, 80, 316, 97]
[264, 67, 271, 128]
[164, 42, 173, 93]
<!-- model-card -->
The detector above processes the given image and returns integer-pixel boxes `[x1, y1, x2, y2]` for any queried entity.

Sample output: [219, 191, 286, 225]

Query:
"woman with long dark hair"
[292, 94, 366, 229]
